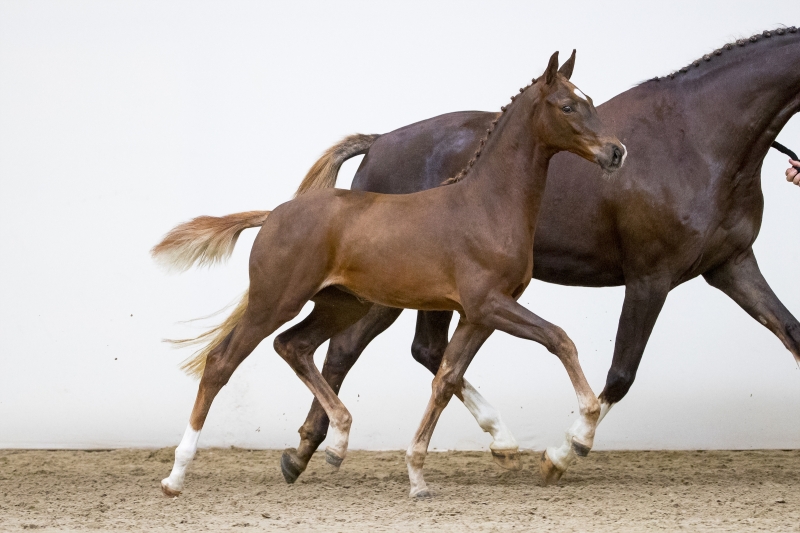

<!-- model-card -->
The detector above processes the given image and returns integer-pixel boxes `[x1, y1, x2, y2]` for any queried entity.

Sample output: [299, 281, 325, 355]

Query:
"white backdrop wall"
[1, 0, 798, 451]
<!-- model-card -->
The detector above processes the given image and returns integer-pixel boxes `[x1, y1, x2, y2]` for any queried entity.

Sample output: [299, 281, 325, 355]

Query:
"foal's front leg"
[473, 294, 601, 485]
[412, 311, 520, 470]
[405, 321, 494, 498]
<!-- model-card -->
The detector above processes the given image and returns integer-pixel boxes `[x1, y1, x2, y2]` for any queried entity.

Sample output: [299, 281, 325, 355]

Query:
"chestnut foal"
[155, 51, 624, 498]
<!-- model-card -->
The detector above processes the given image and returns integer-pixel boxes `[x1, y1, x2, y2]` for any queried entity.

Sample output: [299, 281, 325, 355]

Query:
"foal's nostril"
[611, 146, 622, 165]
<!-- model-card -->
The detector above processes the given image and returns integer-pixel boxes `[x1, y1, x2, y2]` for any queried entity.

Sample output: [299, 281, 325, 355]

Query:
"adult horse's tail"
[294, 133, 380, 196]
[152, 133, 379, 273]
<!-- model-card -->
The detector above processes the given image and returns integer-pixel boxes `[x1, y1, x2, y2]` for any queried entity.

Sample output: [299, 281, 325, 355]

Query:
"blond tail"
[151, 211, 271, 273]
[294, 133, 380, 196]
[166, 291, 250, 378]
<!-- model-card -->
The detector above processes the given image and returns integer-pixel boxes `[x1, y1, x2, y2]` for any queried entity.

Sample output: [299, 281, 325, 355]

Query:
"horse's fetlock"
[333, 413, 352, 433]
[298, 425, 327, 446]
[585, 400, 601, 422]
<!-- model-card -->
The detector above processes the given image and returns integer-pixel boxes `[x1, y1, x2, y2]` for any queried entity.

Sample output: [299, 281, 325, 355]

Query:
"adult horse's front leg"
[412, 311, 521, 470]
[704, 248, 800, 362]
[406, 320, 494, 498]
[282, 305, 403, 484]
[472, 295, 601, 486]
[588, 276, 671, 479]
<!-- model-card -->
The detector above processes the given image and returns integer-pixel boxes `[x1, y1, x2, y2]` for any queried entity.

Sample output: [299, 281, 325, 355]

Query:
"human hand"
[787, 160, 800, 186]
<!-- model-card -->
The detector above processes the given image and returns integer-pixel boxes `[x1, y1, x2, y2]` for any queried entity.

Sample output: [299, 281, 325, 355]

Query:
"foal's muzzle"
[595, 142, 626, 173]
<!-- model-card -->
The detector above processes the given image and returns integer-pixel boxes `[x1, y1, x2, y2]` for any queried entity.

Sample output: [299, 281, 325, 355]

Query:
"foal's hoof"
[325, 448, 344, 471]
[410, 487, 432, 499]
[539, 451, 564, 486]
[280, 448, 306, 484]
[160, 480, 182, 497]
[571, 438, 591, 458]
[491, 449, 522, 471]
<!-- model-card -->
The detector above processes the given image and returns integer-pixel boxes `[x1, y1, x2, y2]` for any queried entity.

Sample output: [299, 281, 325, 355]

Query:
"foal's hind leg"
[284, 305, 403, 483]
[274, 292, 372, 479]
[412, 311, 520, 470]
[161, 309, 281, 496]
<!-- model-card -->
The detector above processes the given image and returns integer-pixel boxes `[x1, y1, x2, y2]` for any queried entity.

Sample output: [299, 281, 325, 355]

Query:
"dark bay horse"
[154, 52, 624, 497]
[207, 27, 798, 485]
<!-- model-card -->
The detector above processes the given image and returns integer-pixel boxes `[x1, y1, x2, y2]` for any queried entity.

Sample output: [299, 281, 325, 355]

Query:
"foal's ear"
[558, 49, 576, 80]
[544, 51, 560, 85]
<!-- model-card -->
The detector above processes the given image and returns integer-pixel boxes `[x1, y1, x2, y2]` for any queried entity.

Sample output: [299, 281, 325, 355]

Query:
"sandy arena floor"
[0, 448, 798, 532]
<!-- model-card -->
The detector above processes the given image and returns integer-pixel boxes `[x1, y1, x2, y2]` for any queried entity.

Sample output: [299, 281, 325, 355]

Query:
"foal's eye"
[561, 105, 573, 113]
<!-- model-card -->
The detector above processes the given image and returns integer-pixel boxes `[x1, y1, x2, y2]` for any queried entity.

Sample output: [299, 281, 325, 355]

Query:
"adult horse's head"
[534, 50, 626, 173]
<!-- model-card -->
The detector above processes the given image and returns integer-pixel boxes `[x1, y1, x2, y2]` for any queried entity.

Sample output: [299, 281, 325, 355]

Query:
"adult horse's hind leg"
[412, 311, 520, 470]
[704, 249, 800, 362]
[274, 289, 373, 481]
[282, 304, 401, 483]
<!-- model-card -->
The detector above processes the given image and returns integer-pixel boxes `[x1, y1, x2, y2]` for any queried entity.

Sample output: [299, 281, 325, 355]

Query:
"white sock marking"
[461, 379, 518, 451]
[162, 425, 201, 493]
[327, 420, 350, 459]
[547, 396, 602, 472]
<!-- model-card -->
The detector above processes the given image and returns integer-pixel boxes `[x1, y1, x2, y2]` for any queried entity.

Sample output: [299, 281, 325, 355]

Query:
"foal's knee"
[431, 373, 462, 401]
[546, 326, 577, 361]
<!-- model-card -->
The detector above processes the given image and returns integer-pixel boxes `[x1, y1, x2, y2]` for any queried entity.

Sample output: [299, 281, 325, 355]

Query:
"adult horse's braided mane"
[444, 25, 799, 186]
[442, 78, 538, 186]
[646, 25, 798, 82]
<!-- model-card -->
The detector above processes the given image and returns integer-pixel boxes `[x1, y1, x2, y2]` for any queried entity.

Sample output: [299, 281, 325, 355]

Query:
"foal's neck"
[461, 89, 555, 231]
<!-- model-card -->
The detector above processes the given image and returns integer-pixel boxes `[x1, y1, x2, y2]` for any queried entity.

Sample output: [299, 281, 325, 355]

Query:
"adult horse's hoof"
[491, 449, 522, 471]
[160, 479, 181, 497]
[539, 450, 564, 486]
[325, 448, 344, 470]
[280, 448, 306, 484]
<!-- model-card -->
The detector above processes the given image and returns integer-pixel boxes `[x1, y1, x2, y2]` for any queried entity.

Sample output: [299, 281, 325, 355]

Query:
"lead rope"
[771, 141, 800, 169]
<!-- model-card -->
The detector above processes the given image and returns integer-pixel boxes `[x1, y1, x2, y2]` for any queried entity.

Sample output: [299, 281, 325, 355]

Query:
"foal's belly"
[328, 274, 462, 313]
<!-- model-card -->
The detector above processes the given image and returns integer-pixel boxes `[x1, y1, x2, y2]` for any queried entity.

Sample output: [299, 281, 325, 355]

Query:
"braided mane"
[442, 78, 538, 185]
[647, 25, 798, 82]
[443, 25, 798, 186]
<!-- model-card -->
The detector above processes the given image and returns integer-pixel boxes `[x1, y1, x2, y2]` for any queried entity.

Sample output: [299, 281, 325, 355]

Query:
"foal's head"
[533, 51, 625, 173]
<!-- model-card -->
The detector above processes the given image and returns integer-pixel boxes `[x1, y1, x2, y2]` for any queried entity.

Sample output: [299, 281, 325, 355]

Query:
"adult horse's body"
[273, 27, 800, 482]
[154, 52, 625, 497]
